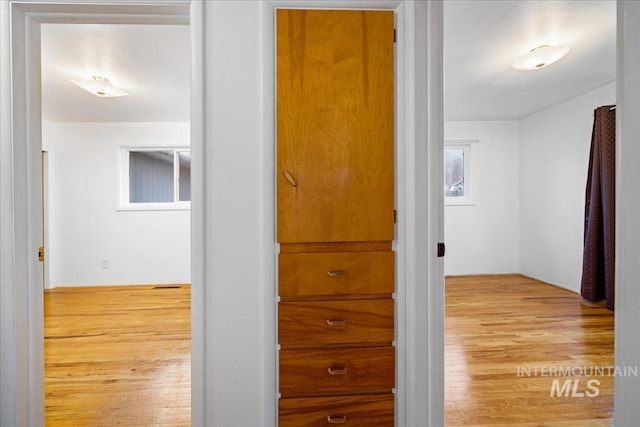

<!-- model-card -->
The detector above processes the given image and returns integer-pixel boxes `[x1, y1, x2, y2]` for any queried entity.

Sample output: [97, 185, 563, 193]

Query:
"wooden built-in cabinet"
[277, 8, 396, 426]
[276, 8, 395, 244]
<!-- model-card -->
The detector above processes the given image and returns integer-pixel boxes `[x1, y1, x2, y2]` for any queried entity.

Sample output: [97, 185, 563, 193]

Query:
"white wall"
[444, 121, 520, 276]
[199, 1, 268, 424]
[519, 82, 616, 293]
[42, 120, 191, 287]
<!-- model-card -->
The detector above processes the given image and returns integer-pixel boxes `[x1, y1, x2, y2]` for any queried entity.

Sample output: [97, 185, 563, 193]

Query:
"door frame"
[1, 1, 200, 425]
[614, 1, 640, 424]
[263, 1, 444, 425]
[41, 148, 49, 289]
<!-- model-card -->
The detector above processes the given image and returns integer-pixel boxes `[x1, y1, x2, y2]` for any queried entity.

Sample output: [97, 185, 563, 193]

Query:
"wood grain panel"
[279, 251, 394, 298]
[280, 241, 392, 253]
[276, 9, 395, 243]
[279, 299, 394, 346]
[279, 347, 395, 397]
[279, 394, 394, 427]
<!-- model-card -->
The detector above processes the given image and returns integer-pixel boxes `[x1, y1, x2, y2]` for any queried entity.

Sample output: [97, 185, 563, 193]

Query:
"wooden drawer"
[279, 300, 393, 347]
[279, 347, 395, 397]
[279, 252, 394, 298]
[279, 394, 394, 426]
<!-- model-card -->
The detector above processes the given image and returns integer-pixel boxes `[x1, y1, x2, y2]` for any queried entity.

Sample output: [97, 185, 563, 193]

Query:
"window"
[120, 147, 190, 210]
[444, 140, 476, 205]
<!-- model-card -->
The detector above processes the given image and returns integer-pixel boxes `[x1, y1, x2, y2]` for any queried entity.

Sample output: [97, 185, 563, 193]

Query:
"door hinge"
[437, 242, 445, 258]
[394, 209, 397, 224]
[393, 28, 396, 43]
[38, 246, 45, 262]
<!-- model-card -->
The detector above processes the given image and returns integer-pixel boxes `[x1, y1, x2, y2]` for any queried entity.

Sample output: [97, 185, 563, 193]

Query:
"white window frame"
[444, 139, 477, 206]
[119, 146, 191, 211]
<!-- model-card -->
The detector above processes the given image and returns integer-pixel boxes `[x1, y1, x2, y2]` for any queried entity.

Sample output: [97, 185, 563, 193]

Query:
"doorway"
[442, 1, 616, 425]
[40, 21, 192, 424]
[3, 3, 202, 425]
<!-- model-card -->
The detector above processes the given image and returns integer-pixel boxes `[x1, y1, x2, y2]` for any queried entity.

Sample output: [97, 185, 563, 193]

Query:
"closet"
[276, 9, 396, 425]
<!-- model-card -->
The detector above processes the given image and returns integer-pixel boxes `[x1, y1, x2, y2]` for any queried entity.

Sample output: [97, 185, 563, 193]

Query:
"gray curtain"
[580, 105, 616, 310]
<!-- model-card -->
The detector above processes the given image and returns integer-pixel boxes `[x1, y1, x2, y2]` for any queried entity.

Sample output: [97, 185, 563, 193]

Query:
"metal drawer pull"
[283, 170, 297, 187]
[326, 319, 346, 327]
[327, 270, 345, 277]
[327, 367, 348, 375]
[327, 415, 347, 424]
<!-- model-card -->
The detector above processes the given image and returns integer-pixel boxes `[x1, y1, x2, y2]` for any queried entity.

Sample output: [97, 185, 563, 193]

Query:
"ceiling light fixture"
[512, 45, 570, 71]
[69, 76, 130, 97]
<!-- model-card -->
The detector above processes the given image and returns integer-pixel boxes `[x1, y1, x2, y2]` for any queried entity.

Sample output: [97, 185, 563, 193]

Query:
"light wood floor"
[45, 276, 614, 426]
[446, 275, 614, 427]
[44, 285, 191, 426]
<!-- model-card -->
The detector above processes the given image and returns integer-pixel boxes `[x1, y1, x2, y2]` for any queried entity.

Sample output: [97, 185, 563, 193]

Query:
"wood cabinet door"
[277, 9, 395, 243]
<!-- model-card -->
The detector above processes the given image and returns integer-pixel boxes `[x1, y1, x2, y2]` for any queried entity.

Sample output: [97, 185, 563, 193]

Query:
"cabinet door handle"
[283, 170, 297, 187]
[327, 367, 348, 375]
[327, 270, 345, 277]
[326, 415, 347, 424]
[326, 319, 346, 327]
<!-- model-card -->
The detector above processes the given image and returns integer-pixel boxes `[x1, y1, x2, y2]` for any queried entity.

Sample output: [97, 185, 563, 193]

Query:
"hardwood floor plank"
[44, 285, 191, 427]
[445, 275, 614, 426]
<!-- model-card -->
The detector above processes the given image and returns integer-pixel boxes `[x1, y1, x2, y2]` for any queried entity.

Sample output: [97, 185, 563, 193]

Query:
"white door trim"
[262, 1, 444, 425]
[1, 2, 197, 426]
[615, 1, 640, 424]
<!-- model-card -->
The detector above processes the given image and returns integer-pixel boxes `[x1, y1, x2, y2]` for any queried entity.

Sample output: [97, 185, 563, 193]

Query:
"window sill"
[445, 198, 475, 206]
[117, 203, 191, 212]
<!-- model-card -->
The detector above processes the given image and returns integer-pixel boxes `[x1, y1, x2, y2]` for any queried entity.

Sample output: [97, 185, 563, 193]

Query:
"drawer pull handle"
[327, 415, 347, 424]
[327, 270, 345, 277]
[327, 367, 347, 375]
[326, 319, 346, 327]
[283, 170, 297, 187]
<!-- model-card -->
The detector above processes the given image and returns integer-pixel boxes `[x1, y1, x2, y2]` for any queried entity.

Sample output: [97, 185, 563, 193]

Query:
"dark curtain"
[581, 105, 616, 310]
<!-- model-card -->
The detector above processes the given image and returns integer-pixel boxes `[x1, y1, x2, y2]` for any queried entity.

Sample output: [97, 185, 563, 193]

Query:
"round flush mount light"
[512, 45, 570, 71]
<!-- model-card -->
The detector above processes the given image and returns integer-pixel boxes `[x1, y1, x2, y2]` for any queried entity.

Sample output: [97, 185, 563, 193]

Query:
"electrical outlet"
[101, 260, 109, 269]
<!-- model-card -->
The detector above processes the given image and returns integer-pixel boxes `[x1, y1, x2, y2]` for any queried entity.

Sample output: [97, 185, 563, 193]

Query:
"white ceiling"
[444, 0, 616, 121]
[41, 2, 616, 123]
[41, 24, 190, 122]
